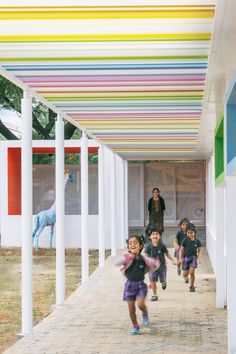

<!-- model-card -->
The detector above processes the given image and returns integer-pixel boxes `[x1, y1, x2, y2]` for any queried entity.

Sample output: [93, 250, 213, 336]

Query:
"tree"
[0, 75, 81, 140]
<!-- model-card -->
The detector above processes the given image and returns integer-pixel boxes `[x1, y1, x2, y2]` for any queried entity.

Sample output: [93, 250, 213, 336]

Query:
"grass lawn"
[0, 247, 110, 353]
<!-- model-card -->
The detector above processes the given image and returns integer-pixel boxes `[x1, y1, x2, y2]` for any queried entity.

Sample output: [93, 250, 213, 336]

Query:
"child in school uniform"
[177, 223, 201, 292]
[115, 235, 159, 335]
[143, 223, 152, 244]
[173, 217, 190, 276]
[145, 227, 176, 301]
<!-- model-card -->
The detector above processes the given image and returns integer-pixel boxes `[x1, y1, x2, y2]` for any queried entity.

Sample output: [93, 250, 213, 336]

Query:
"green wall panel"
[214, 112, 224, 185]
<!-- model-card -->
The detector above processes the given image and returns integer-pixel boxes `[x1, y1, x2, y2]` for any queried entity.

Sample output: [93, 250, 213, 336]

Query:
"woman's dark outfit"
[148, 196, 165, 233]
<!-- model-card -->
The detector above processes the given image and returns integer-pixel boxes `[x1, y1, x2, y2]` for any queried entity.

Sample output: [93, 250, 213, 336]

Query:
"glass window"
[128, 161, 205, 227]
[33, 163, 98, 215]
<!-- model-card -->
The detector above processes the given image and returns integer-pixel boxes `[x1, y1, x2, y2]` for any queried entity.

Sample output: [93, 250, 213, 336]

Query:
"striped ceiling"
[0, 1, 215, 160]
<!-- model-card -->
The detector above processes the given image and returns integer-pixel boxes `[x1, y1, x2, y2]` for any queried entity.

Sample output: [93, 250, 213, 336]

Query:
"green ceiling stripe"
[0, 33, 212, 43]
[0, 55, 209, 62]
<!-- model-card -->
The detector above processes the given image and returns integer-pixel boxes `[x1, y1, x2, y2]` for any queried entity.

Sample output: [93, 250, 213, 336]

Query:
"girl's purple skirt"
[123, 280, 148, 301]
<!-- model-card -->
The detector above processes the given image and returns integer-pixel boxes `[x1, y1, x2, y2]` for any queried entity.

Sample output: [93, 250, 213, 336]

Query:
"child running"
[143, 224, 152, 243]
[173, 217, 190, 276]
[115, 235, 159, 335]
[177, 223, 201, 292]
[145, 227, 177, 301]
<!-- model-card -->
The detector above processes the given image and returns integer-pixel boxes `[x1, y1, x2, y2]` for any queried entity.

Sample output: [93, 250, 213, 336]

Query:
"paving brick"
[4, 248, 227, 354]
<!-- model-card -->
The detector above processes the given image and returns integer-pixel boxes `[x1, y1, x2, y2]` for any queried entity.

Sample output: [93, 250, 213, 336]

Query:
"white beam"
[55, 114, 65, 305]
[21, 90, 33, 335]
[2, 0, 215, 5]
[81, 132, 89, 282]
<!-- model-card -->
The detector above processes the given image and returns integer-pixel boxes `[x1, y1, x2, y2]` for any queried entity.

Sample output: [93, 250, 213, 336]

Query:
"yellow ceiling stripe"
[0, 8, 215, 20]
[43, 92, 203, 98]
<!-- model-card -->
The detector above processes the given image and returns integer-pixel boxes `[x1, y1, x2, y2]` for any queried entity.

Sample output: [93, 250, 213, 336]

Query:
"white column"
[207, 158, 213, 230]
[110, 152, 116, 256]
[21, 91, 33, 335]
[0, 143, 8, 247]
[139, 163, 145, 226]
[205, 159, 210, 227]
[98, 145, 105, 267]
[124, 160, 129, 241]
[211, 159, 216, 237]
[215, 187, 225, 308]
[225, 176, 236, 353]
[120, 159, 126, 248]
[55, 114, 65, 305]
[81, 132, 89, 282]
[210, 157, 214, 230]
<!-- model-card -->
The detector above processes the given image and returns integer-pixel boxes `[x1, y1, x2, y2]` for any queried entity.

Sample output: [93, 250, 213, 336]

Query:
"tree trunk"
[33, 113, 52, 139]
[0, 120, 18, 140]
[64, 122, 77, 139]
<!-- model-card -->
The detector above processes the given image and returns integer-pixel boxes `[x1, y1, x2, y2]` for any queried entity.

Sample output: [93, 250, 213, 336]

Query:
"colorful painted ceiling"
[0, 1, 215, 160]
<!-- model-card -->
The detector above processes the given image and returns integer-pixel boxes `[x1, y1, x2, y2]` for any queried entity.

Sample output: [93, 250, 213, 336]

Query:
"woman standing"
[148, 188, 166, 233]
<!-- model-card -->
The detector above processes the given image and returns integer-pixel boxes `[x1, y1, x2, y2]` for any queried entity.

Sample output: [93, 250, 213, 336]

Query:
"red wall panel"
[8, 147, 21, 215]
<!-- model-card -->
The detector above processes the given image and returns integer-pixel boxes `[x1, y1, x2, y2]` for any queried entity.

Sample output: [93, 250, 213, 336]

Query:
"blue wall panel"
[227, 104, 236, 165]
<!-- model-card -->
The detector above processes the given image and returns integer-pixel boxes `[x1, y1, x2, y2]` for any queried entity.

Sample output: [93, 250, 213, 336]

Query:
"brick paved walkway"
[4, 248, 227, 354]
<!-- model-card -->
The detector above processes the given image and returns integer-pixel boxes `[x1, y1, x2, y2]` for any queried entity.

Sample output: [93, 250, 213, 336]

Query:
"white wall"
[1, 215, 99, 249]
[206, 226, 216, 272]
[0, 140, 126, 250]
[206, 155, 227, 309]
[206, 156, 216, 272]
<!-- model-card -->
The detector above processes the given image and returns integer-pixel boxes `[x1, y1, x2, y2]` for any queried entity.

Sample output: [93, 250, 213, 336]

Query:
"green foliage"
[65, 154, 79, 164]
[33, 154, 56, 165]
[33, 153, 97, 165]
[0, 75, 82, 141]
[89, 154, 98, 164]
[70, 128, 82, 140]
[0, 76, 22, 113]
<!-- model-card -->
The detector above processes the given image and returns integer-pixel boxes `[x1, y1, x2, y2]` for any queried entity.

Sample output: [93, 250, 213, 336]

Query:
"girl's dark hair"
[152, 187, 160, 193]
[186, 222, 196, 233]
[149, 227, 162, 236]
[179, 217, 190, 227]
[126, 235, 145, 253]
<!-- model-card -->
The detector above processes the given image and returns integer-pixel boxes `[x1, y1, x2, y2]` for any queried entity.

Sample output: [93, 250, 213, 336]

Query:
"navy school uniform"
[123, 256, 148, 301]
[145, 241, 168, 283]
[181, 237, 201, 270]
[174, 230, 187, 259]
[115, 253, 159, 301]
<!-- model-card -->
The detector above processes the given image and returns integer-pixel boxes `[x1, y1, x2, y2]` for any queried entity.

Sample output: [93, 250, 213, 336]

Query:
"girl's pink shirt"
[115, 252, 160, 276]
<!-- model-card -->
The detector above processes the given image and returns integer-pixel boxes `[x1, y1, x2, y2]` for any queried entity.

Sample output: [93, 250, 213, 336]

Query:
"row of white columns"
[206, 156, 236, 353]
[20, 93, 128, 335]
